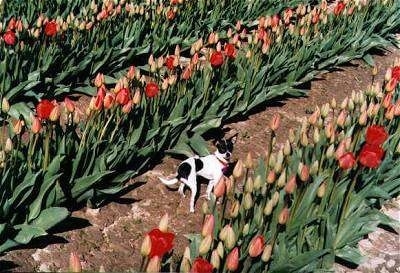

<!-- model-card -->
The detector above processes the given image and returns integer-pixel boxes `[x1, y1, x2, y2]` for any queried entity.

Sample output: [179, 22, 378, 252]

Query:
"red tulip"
[271, 14, 280, 28]
[165, 55, 175, 70]
[334, 1, 346, 16]
[338, 152, 356, 170]
[3, 31, 16, 46]
[148, 228, 175, 258]
[226, 247, 239, 271]
[145, 82, 159, 98]
[213, 177, 226, 198]
[103, 93, 115, 109]
[116, 88, 130, 105]
[359, 144, 385, 168]
[31, 117, 42, 134]
[365, 125, 388, 146]
[44, 21, 58, 37]
[36, 99, 55, 120]
[190, 257, 213, 273]
[391, 66, 400, 82]
[210, 51, 224, 68]
[248, 235, 265, 257]
[167, 10, 175, 20]
[224, 44, 236, 59]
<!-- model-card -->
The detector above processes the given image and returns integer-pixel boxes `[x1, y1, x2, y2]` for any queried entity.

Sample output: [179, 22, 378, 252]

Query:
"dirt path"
[1, 48, 400, 272]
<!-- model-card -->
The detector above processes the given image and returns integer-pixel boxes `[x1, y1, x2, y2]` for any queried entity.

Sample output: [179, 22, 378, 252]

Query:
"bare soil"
[1, 48, 399, 272]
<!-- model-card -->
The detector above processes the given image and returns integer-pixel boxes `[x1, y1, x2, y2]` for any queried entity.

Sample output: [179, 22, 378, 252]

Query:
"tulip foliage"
[0, 0, 309, 111]
[174, 72, 400, 273]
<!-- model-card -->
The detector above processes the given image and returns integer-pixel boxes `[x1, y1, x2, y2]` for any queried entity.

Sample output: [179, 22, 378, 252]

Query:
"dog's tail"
[158, 176, 179, 186]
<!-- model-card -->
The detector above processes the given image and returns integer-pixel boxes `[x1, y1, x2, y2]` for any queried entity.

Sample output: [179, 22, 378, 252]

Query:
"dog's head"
[215, 135, 237, 161]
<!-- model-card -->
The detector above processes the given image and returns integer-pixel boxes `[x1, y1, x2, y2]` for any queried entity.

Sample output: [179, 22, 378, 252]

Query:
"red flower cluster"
[44, 21, 58, 37]
[359, 125, 387, 168]
[190, 257, 213, 273]
[36, 99, 56, 120]
[3, 31, 16, 46]
[210, 51, 224, 67]
[338, 125, 387, 170]
[147, 228, 175, 258]
[334, 1, 346, 16]
[145, 82, 160, 98]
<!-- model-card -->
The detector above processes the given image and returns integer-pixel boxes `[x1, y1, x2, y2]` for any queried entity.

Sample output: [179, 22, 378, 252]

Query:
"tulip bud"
[272, 191, 280, 207]
[1, 97, 10, 113]
[202, 214, 215, 237]
[283, 140, 291, 156]
[122, 100, 133, 114]
[385, 105, 395, 120]
[99, 265, 105, 272]
[224, 226, 236, 250]
[313, 128, 320, 143]
[298, 163, 309, 182]
[261, 244, 273, 262]
[49, 105, 61, 122]
[358, 110, 367, 125]
[270, 113, 280, 131]
[385, 68, 392, 81]
[249, 235, 265, 257]
[263, 199, 274, 216]
[219, 225, 229, 241]
[274, 149, 284, 173]
[94, 73, 104, 88]
[229, 199, 240, 218]
[13, 119, 24, 135]
[233, 159, 244, 178]
[244, 152, 253, 168]
[317, 182, 326, 198]
[201, 200, 209, 215]
[158, 213, 169, 232]
[141, 235, 151, 256]
[69, 252, 82, 272]
[310, 160, 319, 175]
[226, 247, 239, 271]
[347, 98, 355, 111]
[213, 177, 226, 198]
[340, 97, 348, 110]
[241, 223, 249, 236]
[330, 98, 337, 109]
[211, 250, 220, 269]
[300, 131, 309, 147]
[5, 138, 13, 153]
[268, 153, 276, 169]
[31, 116, 42, 134]
[308, 107, 320, 125]
[336, 110, 347, 128]
[183, 246, 191, 260]
[199, 234, 213, 255]
[243, 193, 253, 210]
[277, 169, 286, 188]
[64, 97, 75, 113]
[217, 242, 224, 258]
[321, 103, 330, 118]
[180, 258, 190, 273]
[326, 144, 335, 159]
[278, 207, 290, 225]
[253, 175, 262, 191]
[266, 170, 276, 184]
[284, 175, 297, 194]
[147, 256, 161, 273]
[244, 177, 253, 193]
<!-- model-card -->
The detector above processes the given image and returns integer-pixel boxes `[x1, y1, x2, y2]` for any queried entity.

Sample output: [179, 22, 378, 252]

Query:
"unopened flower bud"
[1, 97, 10, 113]
[263, 199, 274, 215]
[69, 252, 82, 272]
[147, 256, 161, 273]
[49, 105, 61, 122]
[202, 214, 215, 237]
[283, 140, 291, 156]
[214, 177, 226, 198]
[13, 119, 24, 135]
[284, 175, 297, 194]
[270, 113, 280, 131]
[141, 235, 151, 256]
[261, 244, 273, 262]
[310, 160, 319, 175]
[272, 191, 280, 207]
[31, 116, 42, 134]
[217, 242, 224, 258]
[245, 152, 253, 168]
[199, 234, 213, 255]
[317, 182, 326, 198]
[321, 103, 330, 118]
[245, 177, 253, 193]
[300, 132, 309, 147]
[243, 193, 253, 210]
[330, 98, 337, 109]
[158, 213, 169, 232]
[249, 235, 265, 257]
[242, 223, 250, 236]
[226, 247, 239, 271]
[298, 163, 309, 182]
[233, 159, 244, 178]
[253, 175, 262, 191]
[267, 170, 276, 184]
[229, 199, 240, 218]
[277, 169, 286, 188]
[313, 128, 320, 143]
[5, 138, 12, 153]
[202, 201, 209, 215]
[211, 250, 220, 269]
[224, 226, 236, 250]
[288, 128, 296, 144]
[180, 258, 190, 273]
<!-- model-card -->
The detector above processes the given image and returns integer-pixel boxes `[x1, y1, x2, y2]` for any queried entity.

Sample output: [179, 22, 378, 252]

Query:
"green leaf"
[30, 207, 70, 230]
[336, 246, 365, 265]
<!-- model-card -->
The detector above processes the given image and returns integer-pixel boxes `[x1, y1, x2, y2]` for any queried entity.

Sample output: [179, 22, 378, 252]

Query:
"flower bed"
[137, 67, 400, 272]
[0, 0, 399, 255]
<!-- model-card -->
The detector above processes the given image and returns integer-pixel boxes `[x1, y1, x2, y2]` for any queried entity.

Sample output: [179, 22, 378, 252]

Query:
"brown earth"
[1, 48, 400, 272]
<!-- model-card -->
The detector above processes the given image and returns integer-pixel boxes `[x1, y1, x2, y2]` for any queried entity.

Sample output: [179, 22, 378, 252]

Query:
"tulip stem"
[337, 170, 360, 235]
[43, 124, 52, 171]
[139, 256, 148, 272]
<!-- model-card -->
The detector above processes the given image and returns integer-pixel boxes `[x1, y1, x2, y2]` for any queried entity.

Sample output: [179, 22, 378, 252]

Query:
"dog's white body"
[158, 153, 228, 212]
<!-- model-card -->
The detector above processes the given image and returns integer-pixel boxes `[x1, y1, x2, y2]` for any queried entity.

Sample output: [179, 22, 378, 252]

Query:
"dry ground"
[1, 48, 399, 272]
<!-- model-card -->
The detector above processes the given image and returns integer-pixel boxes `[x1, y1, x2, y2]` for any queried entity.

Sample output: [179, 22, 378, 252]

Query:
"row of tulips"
[0, 0, 309, 110]
[137, 68, 400, 273]
[0, 0, 398, 253]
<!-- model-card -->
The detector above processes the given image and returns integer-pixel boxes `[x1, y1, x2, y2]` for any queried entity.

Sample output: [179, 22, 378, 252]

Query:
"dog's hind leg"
[185, 174, 197, 213]
[178, 183, 185, 197]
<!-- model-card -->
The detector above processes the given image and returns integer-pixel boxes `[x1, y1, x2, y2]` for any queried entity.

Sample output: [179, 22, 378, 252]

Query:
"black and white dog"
[158, 136, 236, 212]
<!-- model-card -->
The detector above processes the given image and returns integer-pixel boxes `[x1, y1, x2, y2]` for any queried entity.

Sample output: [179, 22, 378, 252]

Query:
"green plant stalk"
[42, 124, 52, 170]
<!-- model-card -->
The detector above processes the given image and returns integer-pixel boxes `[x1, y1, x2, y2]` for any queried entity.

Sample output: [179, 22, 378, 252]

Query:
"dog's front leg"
[187, 175, 197, 213]
[206, 178, 219, 200]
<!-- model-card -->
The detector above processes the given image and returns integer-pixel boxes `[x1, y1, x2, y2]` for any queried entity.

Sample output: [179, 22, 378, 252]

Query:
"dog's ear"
[228, 133, 238, 144]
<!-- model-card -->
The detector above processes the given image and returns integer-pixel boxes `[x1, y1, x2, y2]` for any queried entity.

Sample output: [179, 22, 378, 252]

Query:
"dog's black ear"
[228, 133, 238, 144]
